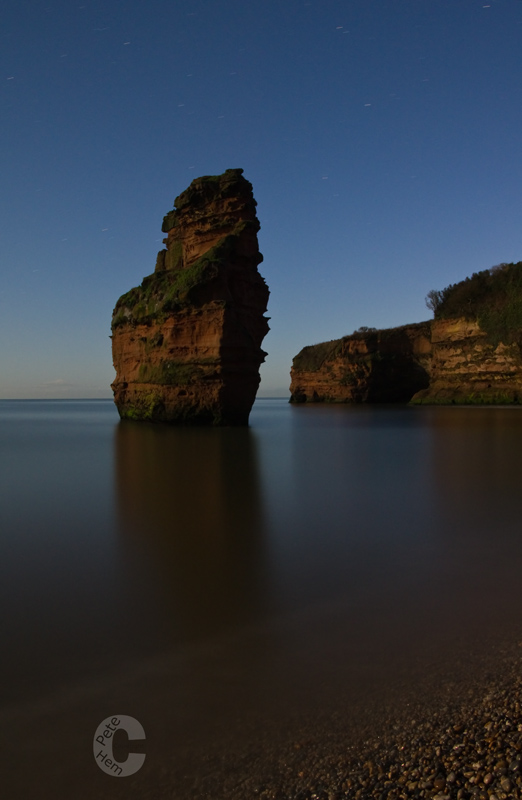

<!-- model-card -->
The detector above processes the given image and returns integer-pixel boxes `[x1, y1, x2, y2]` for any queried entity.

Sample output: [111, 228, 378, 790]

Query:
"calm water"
[2, 399, 522, 797]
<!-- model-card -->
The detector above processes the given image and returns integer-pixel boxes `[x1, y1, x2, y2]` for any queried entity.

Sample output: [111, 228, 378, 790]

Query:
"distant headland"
[290, 262, 522, 405]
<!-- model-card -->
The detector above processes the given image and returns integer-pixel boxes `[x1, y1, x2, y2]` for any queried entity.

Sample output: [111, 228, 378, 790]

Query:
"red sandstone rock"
[289, 323, 432, 404]
[111, 169, 269, 425]
[290, 318, 522, 406]
[411, 318, 522, 404]
[290, 262, 522, 405]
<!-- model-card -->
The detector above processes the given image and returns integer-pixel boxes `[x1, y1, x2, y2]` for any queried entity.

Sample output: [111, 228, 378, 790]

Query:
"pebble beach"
[3, 629, 522, 800]
[241, 645, 522, 800]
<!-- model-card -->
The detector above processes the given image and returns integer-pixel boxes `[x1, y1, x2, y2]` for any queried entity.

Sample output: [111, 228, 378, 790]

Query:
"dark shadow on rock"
[367, 351, 430, 402]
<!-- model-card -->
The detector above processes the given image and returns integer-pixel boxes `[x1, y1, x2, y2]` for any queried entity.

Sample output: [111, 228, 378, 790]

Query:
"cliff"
[290, 262, 522, 405]
[411, 318, 522, 404]
[111, 169, 269, 425]
[290, 323, 432, 403]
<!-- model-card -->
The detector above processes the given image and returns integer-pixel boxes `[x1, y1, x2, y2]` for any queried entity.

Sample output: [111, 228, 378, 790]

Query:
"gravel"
[240, 649, 522, 800]
[6, 627, 522, 800]
[169, 639, 522, 800]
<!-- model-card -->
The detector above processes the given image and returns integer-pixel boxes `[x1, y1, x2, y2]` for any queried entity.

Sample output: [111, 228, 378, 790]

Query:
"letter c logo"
[93, 715, 146, 777]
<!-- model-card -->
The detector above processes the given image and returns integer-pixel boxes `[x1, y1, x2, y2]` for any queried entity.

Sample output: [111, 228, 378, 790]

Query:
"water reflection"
[425, 407, 522, 638]
[427, 407, 522, 527]
[6, 402, 522, 799]
[114, 421, 268, 645]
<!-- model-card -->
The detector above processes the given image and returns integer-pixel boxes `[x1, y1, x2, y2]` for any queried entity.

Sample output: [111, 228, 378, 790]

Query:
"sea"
[1, 398, 522, 798]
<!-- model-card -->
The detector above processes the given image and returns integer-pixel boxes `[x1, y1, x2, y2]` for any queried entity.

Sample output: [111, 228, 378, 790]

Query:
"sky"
[2, 0, 522, 399]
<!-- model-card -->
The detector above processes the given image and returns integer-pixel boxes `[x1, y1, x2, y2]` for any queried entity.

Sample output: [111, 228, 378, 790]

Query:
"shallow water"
[1, 399, 522, 797]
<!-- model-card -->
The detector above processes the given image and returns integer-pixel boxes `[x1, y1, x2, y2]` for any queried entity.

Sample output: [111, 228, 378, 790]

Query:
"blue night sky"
[2, 0, 522, 398]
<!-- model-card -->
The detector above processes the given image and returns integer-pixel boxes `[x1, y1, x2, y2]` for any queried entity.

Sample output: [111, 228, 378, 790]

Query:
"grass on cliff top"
[112, 256, 217, 327]
[292, 322, 431, 373]
[112, 224, 251, 328]
[349, 321, 431, 339]
[292, 340, 343, 372]
[427, 261, 522, 347]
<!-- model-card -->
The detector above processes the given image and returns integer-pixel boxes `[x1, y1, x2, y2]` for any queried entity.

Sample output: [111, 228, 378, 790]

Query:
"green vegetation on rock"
[112, 219, 258, 329]
[411, 391, 521, 406]
[161, 211, 179, 232]
[292, 323, 430, 374]
[120, 398, 226, 425]
[136, 359, 218, 386]
[165, 238, 183, 271]
[112, 237, 231, 328]
[292, 340, 343, 372]
[426, 261, 522, 347]
[119, 392, 164, 421]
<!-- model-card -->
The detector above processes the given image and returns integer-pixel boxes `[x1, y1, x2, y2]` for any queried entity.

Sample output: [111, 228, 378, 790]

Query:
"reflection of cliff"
[114, 421, 267, 641]
[427, 407, 522, 528]
[424, 407, 522, 637]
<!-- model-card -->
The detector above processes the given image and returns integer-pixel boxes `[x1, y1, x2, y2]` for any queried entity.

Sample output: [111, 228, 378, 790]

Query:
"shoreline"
[195, 640, 522, 800]
[4, 625, 522, 799]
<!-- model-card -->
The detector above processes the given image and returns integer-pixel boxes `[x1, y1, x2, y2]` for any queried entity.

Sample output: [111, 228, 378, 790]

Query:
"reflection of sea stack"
[114, 423, 265, 638]
[111, 169, 270, 425]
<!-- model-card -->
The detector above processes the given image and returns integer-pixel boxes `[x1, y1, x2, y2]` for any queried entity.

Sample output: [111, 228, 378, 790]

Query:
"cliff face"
[411, 318, 522, 404]
[290, 262, 522, 406]
[412, 261, 522, 403]
[290, 317, 522, 406]
[290, 323, 432, 404]
[111, 169, 269, 425]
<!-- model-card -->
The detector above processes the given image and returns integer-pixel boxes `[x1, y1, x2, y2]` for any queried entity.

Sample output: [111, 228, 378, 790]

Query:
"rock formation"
[290, 323, 431, 404]
[411, 318, 522, 404]
[111, 169, 269, 425]
[291, 262, 522, 405]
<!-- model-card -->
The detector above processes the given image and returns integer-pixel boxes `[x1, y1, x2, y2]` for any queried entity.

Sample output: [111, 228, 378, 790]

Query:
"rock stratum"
[412, 317, 522, 405]
[290, 262, 522, 405]
[290, 323, 432, 404]
[111, 169, 269, 425]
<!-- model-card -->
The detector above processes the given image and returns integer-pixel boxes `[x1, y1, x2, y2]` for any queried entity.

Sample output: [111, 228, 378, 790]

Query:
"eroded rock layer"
[291, 261, 522, 405]
[411, 318, 522, 404]
[111, 169, 269, 425]
[290, 318, 522, 406]
[412, 262, 522, 404]
[290, 323, 432, 404]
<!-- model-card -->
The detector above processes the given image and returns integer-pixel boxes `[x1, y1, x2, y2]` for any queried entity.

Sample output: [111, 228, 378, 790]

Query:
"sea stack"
[111, 169, 269, 425]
